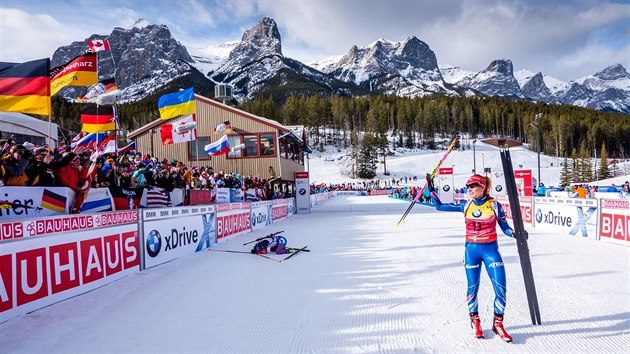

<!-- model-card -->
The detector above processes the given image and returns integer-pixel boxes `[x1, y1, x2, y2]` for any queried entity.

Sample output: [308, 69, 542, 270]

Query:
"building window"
[243, 135, 258, 157]
[227, 135, 242, 158]
[189, 137, 211, 160]
[260, 134, 275, 156]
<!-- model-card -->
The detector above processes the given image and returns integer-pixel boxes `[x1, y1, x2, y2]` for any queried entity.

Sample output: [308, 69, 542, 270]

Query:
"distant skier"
[427, 173, 514, 342]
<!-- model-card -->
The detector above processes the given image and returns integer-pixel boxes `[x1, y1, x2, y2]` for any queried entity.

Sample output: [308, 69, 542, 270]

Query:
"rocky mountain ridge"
[51, 17, 630, 113]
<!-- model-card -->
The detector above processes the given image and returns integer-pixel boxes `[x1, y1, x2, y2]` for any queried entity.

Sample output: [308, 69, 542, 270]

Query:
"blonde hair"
[483, 176, 493, 200]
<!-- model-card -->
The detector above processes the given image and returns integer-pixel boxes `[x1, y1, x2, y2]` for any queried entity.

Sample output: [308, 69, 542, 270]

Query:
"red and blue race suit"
[430, 192, 513, 315]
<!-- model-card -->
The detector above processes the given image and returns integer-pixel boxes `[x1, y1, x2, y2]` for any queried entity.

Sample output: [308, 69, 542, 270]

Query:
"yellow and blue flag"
[157, 87, 195, 120]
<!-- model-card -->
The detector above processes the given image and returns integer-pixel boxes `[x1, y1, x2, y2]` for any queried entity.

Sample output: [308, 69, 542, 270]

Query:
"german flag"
[81, 106, 116, 133]
[0, 58, 50, 115]
[50, 53, 97, 96]
[41, 189, 67, 214]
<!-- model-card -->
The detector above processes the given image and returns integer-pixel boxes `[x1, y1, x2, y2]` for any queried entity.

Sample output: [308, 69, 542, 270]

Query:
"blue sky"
[1, 0, 628, 81]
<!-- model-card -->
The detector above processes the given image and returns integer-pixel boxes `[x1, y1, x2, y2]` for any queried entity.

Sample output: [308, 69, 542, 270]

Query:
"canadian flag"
[160, 115, 197, 145]
[88, 39, 111, 53]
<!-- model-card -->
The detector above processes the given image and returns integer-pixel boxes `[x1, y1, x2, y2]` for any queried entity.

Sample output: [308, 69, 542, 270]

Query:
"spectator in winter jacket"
[25, 147, 55, 186]
[2, 144, 31, 186]
[623, 181, 630, 199]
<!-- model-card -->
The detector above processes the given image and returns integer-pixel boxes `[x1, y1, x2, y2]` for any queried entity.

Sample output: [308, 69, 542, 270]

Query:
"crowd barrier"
[0, 211, 140, 322]
[0, 197, 297, 323]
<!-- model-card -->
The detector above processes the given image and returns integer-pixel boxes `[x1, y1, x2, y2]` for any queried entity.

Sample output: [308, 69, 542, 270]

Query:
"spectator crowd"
[0, 139, 290, 213]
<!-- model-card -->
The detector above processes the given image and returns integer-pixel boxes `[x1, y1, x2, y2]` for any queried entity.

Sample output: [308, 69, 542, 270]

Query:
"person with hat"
[25, 146, 55, 186]
[426, 173, 514, 342]
[1, 144, 31, 186]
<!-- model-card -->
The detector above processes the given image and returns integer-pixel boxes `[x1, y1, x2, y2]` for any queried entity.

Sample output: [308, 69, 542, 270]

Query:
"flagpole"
[47, 114, 52, 146]
[113, 105, 119, 184]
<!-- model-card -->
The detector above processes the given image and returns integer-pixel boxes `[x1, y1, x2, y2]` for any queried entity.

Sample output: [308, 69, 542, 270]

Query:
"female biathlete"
[427, 173, 514, 342]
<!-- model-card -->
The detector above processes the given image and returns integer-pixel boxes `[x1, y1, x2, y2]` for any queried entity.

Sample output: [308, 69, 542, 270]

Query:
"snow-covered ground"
[307, 139, 630, 189]
[1, 195, 628, 353]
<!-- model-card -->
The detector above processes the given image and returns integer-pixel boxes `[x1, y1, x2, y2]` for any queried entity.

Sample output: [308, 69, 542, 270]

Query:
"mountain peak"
[594, 64, 629, 81]
[484, 59, 514, 76]
[227, 16, 282, 63]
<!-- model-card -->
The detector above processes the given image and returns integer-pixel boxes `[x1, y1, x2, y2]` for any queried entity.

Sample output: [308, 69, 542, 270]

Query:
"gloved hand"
[505, 228, 513, 237]
[426, 173, 435, 192]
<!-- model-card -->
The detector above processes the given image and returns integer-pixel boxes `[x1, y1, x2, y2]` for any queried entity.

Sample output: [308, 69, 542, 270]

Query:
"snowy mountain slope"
[311, 37, 456, 97]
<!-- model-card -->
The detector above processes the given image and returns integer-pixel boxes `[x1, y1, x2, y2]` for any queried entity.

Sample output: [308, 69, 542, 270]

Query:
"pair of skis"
[500, 147, 542, 326]
[209, 246, 309, 262]
[396, 135, 459, 226]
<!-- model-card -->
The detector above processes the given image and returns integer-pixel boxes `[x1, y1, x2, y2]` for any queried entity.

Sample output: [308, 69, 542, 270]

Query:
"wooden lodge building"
[128, 93, 311, 190]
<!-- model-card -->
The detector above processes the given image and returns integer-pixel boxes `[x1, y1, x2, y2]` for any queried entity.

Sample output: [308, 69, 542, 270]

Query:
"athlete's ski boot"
[469, 312, 484, 339]
[492, 314, 513, 342]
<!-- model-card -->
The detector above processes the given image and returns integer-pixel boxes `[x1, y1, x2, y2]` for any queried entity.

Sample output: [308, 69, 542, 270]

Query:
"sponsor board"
[271, 199, 289, 222]
[189, 190, 212, 206]
[496, 196, 533, 225]
[0, 224, 139, 322]
[141, 206, 216, 269]
[295, 172, 310, 214]
[533, 197, 598, 239]
[216, 209, 250, 241]
[1, 211, 138, 241]
[251, 201, 273, 230]
[599, 199, 630, 245]
[1, 187, 72, 221]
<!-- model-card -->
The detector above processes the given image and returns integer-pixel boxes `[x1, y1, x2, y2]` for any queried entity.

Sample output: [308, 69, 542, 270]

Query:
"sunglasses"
[466, 183, 481, 189]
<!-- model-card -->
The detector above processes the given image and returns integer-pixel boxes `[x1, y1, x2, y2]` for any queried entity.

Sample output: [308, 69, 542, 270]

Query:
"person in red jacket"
[54, 150, 96, 213]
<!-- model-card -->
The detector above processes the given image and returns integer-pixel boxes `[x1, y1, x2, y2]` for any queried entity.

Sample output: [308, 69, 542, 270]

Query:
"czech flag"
[81, 106, 116, 132]
[204, 134, 230, 156]
[157, 87, 195, 120]
[0, 58, 51, 115]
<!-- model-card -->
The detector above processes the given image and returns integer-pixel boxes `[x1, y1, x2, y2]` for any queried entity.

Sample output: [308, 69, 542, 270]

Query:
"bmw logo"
[535, 209, 543, 223]
[146, 230, 162, 258]
[299, 188, 306, 195]
[472, 209, 482, 218]
[442, 184, 451, 192]
[276, 236, 287, 245]
[495, 185, 503, 192]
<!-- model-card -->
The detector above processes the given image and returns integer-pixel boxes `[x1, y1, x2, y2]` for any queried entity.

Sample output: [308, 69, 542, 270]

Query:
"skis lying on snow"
[208, 246, 309, 262]
[499, 147, 542, 326]
[282, 246, 308, 261]
[396, 135, 459, 226]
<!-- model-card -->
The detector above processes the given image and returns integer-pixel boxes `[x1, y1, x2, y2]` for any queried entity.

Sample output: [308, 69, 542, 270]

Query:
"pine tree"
[560, 156, 571, 186]
[570, 148, 579, 183]
[598, 143, 611, 180]
[357, 133, 377, 179]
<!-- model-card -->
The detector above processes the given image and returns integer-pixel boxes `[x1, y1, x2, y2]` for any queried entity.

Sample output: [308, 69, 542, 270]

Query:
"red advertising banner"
[189, 190, 212, 205]
[0, 224, 139, 322]
[514, 169, 533, 196]
[599, 199, 630, 245]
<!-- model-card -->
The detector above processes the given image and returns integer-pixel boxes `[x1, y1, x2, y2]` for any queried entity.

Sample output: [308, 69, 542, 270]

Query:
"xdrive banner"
[141, 205, 216, 270]
[533, 197, 598, 239]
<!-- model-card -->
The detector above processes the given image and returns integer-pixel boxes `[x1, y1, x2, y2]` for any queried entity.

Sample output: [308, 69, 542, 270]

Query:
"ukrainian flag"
[157, 87, 196, 120]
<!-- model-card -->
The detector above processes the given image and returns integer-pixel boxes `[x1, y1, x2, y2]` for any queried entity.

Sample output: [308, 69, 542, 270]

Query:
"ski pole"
[396, 135, 459, 226]
[243, 230, 284, 245]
